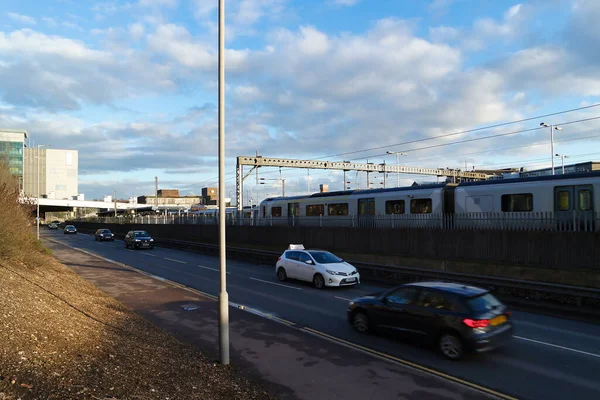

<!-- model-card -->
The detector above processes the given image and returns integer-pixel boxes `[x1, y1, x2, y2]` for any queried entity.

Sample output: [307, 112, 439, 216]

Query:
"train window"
[501, 193, 533, 212]
[410, 199, 432, 214]
[328, 203, 349, 216]
[579, 190, 592, 211]
[306, 204, 325, 216]
[557, 191, 570, 211]
[272, 206, 282, 217]
[385, 200, 405, 214]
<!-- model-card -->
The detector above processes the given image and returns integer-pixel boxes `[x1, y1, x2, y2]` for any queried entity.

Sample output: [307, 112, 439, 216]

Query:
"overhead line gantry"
[235, 156, 508, 211]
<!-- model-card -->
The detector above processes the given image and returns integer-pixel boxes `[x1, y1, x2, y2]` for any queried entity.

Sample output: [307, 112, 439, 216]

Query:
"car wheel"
[439, 333, 464, 361]
[111, 238, 115, 241]
[124, 242, 128, 249]
[277, 267, 287, 282]
[313, 274, 325, 289]
[352, 312, 370, 333]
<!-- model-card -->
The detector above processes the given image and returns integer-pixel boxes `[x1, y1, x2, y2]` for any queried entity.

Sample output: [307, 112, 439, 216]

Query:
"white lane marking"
[197, 265, 231, 274]
[249, 277, 302, 291]
[515, 336, 600, 359]
[164, 257, 187, 264]
[514, 319, 600, 341]
[334, 296, 353, 302]
[139, 252, 157, 257]
[108, 245, 117, 248]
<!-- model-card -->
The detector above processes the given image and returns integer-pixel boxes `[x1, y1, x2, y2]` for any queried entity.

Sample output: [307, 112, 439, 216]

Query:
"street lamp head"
[555, 153, 560, 157]
[386, 151, 393, 154]
[540, 122, 550, 127]
[554, 126, 563, 131]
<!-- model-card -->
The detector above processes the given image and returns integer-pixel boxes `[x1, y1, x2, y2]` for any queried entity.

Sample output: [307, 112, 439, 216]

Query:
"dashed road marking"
[164, 257, 187, 264]
[515, 336, 600, 359]
[197, 265, 231, 274]
[334, 296, 353, 302]
[249, 277, 302, 291]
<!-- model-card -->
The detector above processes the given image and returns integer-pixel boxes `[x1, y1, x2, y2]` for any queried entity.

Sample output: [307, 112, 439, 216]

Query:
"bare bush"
[0, 160, 45, 266]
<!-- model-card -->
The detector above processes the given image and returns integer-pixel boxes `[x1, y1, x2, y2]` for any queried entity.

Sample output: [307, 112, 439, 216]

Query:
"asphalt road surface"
[45, 230, 600, 400]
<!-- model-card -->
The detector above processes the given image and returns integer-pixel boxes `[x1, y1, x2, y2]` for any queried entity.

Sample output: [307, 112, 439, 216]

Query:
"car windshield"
[466, 293, 502, 312]
[101, 230, 111, 234]
[134, 231, 149, 237]
[66, 226, 74, 229]
[308, 251, 342, 264]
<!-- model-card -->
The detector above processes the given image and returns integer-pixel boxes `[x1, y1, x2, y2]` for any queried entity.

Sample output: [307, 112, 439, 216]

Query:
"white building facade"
[23, 148, 79, 200]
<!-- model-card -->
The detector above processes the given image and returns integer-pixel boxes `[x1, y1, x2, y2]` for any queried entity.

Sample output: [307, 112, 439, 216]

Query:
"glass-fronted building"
[0, 129, 27, 192]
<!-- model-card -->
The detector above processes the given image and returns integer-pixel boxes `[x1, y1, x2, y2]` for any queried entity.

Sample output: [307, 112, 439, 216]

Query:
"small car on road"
[95, 229, 115, 241]
[63, 225, 77, 234]
[48, 222, 59, 229]
[347, 282, 513, 360]
[124, 230, 154, 250]
[276, 244, 360, 289]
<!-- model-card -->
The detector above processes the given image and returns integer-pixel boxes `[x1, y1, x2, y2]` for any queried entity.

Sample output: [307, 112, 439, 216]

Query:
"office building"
[0, 129, 27, 191]
[23, 148, 79, 200]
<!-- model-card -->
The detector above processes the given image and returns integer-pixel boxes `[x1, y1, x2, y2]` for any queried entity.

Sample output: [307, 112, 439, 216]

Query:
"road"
[44, 230, 600, 400]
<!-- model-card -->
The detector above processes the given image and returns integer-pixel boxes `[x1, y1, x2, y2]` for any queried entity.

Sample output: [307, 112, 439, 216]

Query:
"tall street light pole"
[555, 153, 568, 174]
[217, 0, 229, 366]
[37, 144, 50, 240]
[386, 151, 407, 187]
[540, 122, 563, 175]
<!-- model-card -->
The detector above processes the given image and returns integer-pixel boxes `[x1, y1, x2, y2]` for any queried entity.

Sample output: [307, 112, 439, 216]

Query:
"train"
[257, 170, 600, 229]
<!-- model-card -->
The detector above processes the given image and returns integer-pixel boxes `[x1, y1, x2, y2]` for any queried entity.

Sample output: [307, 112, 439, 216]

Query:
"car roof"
[403, 281, 488, 297]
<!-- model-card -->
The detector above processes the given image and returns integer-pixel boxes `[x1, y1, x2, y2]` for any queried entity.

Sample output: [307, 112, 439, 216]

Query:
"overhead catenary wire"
[177, 104, 600, 193]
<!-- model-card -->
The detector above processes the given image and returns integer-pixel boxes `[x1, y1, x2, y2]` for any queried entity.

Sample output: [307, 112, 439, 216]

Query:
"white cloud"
[0, 29, 107, 61]
[129, 23, 145, 40]
[7, 12, 36, 25]
[147, 24, 214, 69]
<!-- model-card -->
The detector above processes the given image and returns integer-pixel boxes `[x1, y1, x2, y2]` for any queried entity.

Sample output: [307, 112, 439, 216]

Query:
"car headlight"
[348, 301, 354, 307]
[326, 270, 342, 276]
[150, 238, 154, 242]
[135, 239, 141, 242]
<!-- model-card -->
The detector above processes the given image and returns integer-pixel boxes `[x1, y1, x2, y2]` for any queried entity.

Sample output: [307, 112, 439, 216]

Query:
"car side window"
[417, 290, 454, 311]
[286, 251, 300, 261]
[386, 288, 419, 305]
[298, 253, 312, 264]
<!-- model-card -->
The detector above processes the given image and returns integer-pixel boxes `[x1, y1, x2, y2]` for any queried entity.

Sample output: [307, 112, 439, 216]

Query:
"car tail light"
[277, 257, 281, 261]
[504, 311, 511, 317]
[462, 318, 489, 328]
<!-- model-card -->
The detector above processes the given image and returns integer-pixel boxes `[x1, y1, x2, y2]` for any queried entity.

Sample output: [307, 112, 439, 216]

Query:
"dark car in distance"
[347, 282, 513, 360]
[63, 225, 77, 234]
[124, 230, 154, 250]
[95, 229, 115, 241]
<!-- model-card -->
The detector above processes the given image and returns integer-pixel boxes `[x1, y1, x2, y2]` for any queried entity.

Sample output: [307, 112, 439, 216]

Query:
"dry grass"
[0, 160, 47, 265]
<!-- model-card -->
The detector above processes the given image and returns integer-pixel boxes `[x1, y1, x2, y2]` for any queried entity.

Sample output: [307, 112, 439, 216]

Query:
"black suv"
[124, 230, 154, 250]
[95, 229, 115, 241]
[347, 282, 513, 360]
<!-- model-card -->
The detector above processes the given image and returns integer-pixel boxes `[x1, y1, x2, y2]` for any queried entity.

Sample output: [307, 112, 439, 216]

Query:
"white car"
[275, 244, 360, 289]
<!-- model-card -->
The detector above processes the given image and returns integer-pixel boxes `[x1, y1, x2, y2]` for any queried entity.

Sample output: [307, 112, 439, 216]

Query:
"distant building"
[136, 187, 227, 210]
[519, 161, 600, 178]
[158, 189, 179, 197]
[0, 129, 27, 191]
[23, 148, 78, 200]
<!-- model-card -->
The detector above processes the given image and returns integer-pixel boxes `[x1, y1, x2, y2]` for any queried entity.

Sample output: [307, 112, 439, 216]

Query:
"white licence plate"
[346, 277, 356, 282]
[142, 243, 150, 247]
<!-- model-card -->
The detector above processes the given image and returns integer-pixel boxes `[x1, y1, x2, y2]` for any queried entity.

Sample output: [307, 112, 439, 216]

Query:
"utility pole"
[155, 176, 158, 211]
[281, 178, 286, 197]
[217, 0, 229, 366]
[114, 190, 117, 217]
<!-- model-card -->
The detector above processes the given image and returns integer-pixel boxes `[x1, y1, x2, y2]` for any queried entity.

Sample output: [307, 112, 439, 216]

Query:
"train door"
[554, 185, 595, 231]
[442, 185, 456, 229]
[287, 202, 300, 226]
[357, 198, 375, 228]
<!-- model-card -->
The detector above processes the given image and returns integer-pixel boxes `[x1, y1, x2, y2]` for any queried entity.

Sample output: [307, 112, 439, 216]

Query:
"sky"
[2, 0, 600, 203]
